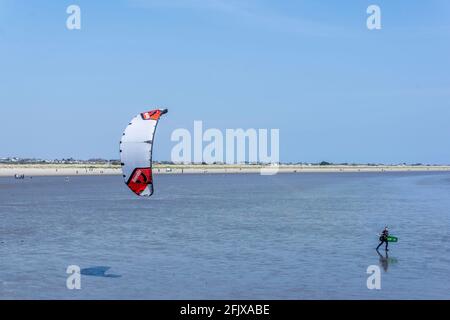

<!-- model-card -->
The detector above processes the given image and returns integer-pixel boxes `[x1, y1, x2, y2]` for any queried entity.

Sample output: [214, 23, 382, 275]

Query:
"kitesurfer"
[376, 226, 389, 251]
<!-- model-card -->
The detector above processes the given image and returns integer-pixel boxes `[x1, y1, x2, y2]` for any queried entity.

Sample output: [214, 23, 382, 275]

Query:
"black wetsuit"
[376, 230, 389, 251]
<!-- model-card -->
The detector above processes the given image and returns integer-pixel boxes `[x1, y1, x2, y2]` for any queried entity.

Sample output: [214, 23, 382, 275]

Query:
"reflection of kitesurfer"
[376, 226, 389, 251]
[376, 250, 389, 272]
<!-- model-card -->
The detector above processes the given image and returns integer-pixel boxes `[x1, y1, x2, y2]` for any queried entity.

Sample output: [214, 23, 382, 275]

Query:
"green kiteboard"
[387, 236, 398, 243]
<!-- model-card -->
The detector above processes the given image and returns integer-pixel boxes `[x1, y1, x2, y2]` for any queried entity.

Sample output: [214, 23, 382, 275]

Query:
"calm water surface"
[1, 172, 449, 299]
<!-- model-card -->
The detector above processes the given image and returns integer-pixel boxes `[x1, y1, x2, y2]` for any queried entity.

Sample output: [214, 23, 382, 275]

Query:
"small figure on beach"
[376, 226, 389, 251]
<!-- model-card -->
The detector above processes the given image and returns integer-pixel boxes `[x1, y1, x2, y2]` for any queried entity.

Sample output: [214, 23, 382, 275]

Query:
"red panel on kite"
[141, 110, 164, 121]
[127, 168, 153, 195]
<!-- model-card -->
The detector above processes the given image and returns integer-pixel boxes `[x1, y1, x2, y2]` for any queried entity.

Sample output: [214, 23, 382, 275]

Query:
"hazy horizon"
[1, 155, 449, 166]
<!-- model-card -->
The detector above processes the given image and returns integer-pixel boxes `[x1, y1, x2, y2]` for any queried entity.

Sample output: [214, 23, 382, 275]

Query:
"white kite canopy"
[120, 109, 168, 196]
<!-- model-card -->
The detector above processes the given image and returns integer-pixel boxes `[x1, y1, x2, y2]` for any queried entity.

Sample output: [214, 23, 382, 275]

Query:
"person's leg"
[376, 241, 383, 250]
[385, 240, 389, 251]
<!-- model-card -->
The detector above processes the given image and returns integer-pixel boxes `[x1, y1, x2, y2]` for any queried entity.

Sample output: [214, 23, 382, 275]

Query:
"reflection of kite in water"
[120, 109, 168, 197]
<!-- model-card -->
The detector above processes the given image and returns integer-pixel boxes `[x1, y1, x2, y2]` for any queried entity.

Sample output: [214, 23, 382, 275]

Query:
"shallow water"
[1, 172, 449, 299]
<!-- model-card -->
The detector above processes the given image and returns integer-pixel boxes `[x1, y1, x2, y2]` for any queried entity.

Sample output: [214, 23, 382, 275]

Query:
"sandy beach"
[1, 164, 450, 177]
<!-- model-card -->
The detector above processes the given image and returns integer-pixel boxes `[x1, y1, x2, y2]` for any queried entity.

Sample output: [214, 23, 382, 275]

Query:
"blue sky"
[0, 0, 449, 163]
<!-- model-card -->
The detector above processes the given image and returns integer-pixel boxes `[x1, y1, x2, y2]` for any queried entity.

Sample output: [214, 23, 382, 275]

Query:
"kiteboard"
[387, 236, 398, 243]
[377, 234, 398, 242]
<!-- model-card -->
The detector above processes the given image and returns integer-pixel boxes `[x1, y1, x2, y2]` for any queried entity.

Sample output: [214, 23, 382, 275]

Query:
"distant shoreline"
[1, 164, 450, 177]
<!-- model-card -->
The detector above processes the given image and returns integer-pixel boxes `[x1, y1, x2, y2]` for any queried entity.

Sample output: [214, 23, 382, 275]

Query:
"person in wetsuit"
[376, 226, 389, 251]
